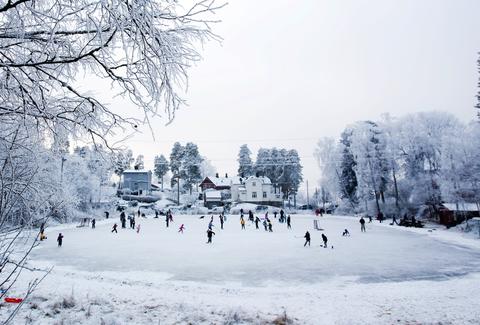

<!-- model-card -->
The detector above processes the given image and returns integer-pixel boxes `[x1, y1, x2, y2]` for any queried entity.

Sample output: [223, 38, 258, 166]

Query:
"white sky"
[99, 0, 480, 192]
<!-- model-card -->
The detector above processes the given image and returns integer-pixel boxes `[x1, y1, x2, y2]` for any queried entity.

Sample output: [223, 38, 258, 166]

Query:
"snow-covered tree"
[113, 149, 134, 177]
[154, 155, 169, 190]
[338, 129, 358, 206]
[182, 142, 203, 194]
[237, 144, 254, 177]
[134, 155, 145, 170]
[170, 142, 185, 187]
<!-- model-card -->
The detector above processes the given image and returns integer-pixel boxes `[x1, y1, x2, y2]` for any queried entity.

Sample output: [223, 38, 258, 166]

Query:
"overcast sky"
[105, 0, 480, 193]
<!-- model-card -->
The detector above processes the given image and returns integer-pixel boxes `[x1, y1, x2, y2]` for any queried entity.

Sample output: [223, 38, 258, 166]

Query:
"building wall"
[232, 176, 282, 204]
[122, 172, 152, 194]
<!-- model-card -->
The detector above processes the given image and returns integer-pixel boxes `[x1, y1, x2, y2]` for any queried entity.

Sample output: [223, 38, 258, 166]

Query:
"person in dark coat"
[91, 218, 96, 229]
[263, 219, 268, 231]
[155, 210, 159, 218]
[321, 233, 328, 248]
[165, 214, 169, 228]
[255, 216, 260, 229]
[219, 215, 224, 229]
[105, 211, 109, 219]
[280, 209, 285, 223]
[206, 229, 215, 243]
[268, 221, 273, 232]
[360, 217, 366, 232]
[57, 233, 64, 247]
[287, 215, 291, 229]
[274, 211, 278, 219]
[342, 229, 350, 236]
[112, 223, 118, 233]
[304, 231, 311, 247]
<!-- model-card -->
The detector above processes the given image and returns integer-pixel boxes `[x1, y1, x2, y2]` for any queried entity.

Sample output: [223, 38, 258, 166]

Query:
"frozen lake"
[31, 214, 480, 286]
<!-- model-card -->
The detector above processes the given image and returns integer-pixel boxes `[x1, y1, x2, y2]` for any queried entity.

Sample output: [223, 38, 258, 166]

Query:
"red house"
[199, 173, 239, 192]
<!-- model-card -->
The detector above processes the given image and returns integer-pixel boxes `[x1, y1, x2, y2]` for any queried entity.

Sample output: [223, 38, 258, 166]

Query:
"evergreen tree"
[182, 142, 203, 194]
[170, 142, 184, 186]
[255, 148, 271, 177]
[154, 155, 169, 190]
[237, 144, 254, 177]
[113, 149, 134, 177]
[134, 155, 144, 170]
[339, 129, 358, 205]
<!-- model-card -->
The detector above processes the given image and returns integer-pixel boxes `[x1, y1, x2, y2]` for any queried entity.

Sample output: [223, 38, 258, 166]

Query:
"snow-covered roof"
[243, 176, 272, 185]
[205, 176, 241, 187]
[442, 203, 479, 212]
[123, 169, 151, 174]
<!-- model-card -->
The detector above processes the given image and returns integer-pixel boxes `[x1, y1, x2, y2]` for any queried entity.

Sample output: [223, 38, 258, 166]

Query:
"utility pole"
[177, 175, 180, 205]
[306, 180, 309, 209]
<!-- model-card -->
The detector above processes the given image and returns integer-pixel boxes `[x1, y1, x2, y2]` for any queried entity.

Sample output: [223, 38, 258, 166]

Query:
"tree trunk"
[161, 175, 164, 191]
[392, 166, 400, 214]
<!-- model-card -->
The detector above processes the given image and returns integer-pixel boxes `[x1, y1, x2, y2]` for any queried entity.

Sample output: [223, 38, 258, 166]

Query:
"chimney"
[215, 173, 219, 178]
[225, 173, 228, 178]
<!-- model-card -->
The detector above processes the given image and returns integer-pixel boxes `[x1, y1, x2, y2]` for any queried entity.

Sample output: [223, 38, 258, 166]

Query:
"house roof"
[442, 203, 479, 212]
[242, 176, 272, 185]
[123, 169, 151, 174]
[202, 176, 241, 187]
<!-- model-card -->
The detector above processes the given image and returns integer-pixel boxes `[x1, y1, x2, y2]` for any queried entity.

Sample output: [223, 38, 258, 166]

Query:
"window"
[252, 182, 256, 187]
[252, 192, 257, 198]
[263, 192, 267, 198]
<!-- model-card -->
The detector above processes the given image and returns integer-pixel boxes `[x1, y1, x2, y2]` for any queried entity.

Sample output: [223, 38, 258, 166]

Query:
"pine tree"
[170, 142, 184, 186]
[182, 142, 203, 194]
[113, 149, 134, 177]
[134, 155, 144, 170]
[339, 129, 358, 205]
[255, 148, 271, 177]
[237, 144, 254, 177]
[154, 155, 169, 190]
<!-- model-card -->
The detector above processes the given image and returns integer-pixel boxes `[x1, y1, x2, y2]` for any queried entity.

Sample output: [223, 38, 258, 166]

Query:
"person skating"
[287, 215, 291, 229]
[360, 217, 366, 232]
[240, 216, 246, 230]
[206, 229, 215, 243]
[368, 215, 372, 223]
[255, 216, 260, 229]
[165, 214, 169, 228]
[137, 209, 141, 218]
[155, 210, 159, 219]
[208, 220, 214, 230]
[91, 218, 96, 229]
[57, 233, 64, 247]
[268, 221, 273, 232]
[105, 211, 109, 219]
[178, 224, 185, 233]
[262, 219, 268, 231]
[274, 211, 278, 219]
[280, 209, 285, 223]
[304, 231, 311, 247]
[321, 233, 328, 248]
[219, 215, 224, 230]
[131, 216, 136, 229]
[136, 223, 141, 233]
[169, 211, 174, 222]
[112, 223, 118, 233]
[39, 222, 46, 241]
[342, 229, 350, 236]
[120, 212, 126, 228]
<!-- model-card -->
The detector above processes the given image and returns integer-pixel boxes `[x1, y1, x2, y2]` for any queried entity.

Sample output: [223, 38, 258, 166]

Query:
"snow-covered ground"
[2, 215, 480, 324]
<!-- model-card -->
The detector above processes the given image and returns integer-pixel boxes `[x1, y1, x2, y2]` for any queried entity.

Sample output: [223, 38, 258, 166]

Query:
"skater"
[255, 216, 260, 229]
[169, 211, 173, 222]
[165, 214, 169, 228]
[287, 215, 291, 229]
[280, 209, 285, 223]
[155, 210, 159, 218]
[57, 233, 64, 247]
[131, 216, 136, 229]
[321, 233, 328, 248]
[368, 215, 372, 223]
[208, 220, 214, 230]
[391, 215, 399, 225]
[342, 229, 350, 236]
[91, 218, 96, 229]
[105, 211, 109, 219]
[39, 222, 46, 241]
[111, 223, 118, 233]
[137, 209, 141, 218]
[377, 212, 384, 223]
[240, 216, 246, 230]
[141, 213, 146, 218]
[206, 229, 215, 243]
[263, 219, 268, 231]
[249, 210, 254, 223]
[274, 211, 278, 219]
[268, 221, 273, 232]
[178, 224, 185, 233]
[360, 217, 366, 232]
[136, 223, 141, 233]
[219, 215, 224, 229]
[304, 231, 311, 247]
[120, 211, 126, 228]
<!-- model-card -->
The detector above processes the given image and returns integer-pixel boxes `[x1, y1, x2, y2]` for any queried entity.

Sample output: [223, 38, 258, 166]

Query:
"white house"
[231, 176, 282, 207]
